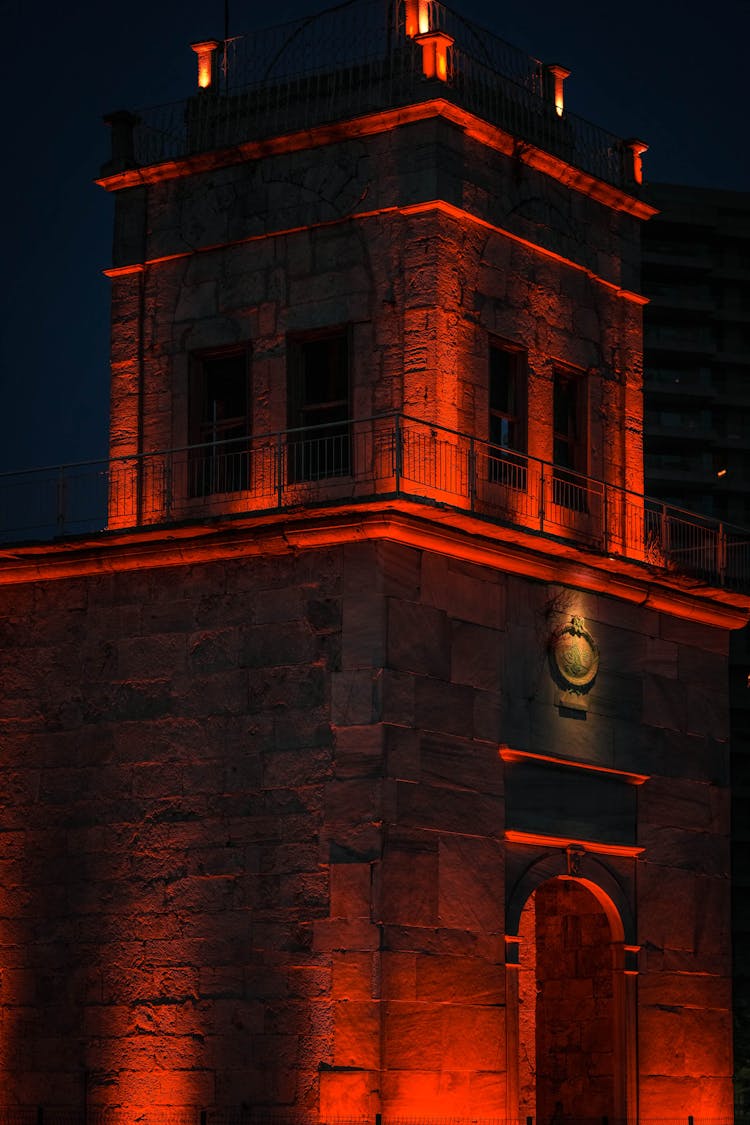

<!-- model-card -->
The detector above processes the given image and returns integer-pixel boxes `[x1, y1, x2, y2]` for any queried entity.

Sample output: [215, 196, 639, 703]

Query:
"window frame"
[487, 336, 527, 490]
[287, 326, 352, 483]
[188, 344, 251, 497]
[552, 365, 589, 510]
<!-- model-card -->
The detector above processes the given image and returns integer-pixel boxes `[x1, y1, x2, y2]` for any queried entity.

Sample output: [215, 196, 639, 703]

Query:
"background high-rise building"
[642, 181, 750, 1112]
[642, 184, 750, 524]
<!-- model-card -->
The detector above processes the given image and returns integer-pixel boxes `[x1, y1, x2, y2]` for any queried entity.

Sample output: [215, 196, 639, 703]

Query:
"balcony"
[105, 0, 640, 193]
[2, 413, 749, 592]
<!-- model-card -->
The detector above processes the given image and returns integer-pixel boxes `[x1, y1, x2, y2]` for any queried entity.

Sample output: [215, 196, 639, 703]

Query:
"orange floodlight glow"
[404, 0, 418, 36]
[547, 64, 570, 117]
[191, 40, 219, 89]
[416, 31, 453, 81]
[627, 138, 648, 185]
[405, 0, 430, 35]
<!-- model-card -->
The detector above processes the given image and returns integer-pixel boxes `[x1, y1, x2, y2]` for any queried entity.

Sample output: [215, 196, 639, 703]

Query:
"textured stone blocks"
[0, 529, 737, 1117]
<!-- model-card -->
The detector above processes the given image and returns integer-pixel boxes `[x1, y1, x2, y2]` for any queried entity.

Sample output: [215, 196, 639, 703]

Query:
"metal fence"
[123, 0, 635, 191]
[2, 414, 748, 593]
[0, 1112, 737, 1125]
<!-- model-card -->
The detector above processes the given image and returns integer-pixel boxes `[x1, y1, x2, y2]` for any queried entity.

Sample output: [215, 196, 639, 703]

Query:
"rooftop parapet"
[102, 0, 646, 193]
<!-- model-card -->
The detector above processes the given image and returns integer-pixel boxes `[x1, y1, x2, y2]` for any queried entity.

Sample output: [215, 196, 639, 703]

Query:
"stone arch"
[506, 849, 635, 946]
[505, 849, 638, 1124]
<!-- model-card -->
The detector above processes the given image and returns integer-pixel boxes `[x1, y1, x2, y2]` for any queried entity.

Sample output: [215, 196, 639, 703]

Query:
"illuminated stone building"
[0, 2, 748, 1120]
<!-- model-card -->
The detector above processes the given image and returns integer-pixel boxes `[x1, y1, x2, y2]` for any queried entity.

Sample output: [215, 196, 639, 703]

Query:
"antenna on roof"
[222, 0, 230, 89]
[221, 0, 243, 91]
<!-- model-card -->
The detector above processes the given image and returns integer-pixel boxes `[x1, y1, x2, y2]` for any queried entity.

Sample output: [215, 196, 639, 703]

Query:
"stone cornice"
[1, 500, 747, 630]
[96, 98, 656, 222]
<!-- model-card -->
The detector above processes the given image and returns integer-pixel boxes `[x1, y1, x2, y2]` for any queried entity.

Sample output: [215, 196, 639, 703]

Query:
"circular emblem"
[550, 615, 599, 692]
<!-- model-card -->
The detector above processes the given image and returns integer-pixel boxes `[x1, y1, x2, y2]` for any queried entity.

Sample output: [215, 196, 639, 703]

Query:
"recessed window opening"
[189, 349, 250, 496]
[489, 340, 527, 490]
[553, 368, 587, 511]
[288, 330, 351, 483]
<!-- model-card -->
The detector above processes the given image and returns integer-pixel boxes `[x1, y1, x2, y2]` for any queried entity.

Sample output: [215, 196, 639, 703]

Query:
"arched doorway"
[506, 852, 637, 1125]
[518, 878, 616, 1122]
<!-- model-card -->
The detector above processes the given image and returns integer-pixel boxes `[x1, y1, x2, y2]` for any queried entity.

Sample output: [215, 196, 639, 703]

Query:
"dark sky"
[1, 0, 748, 475]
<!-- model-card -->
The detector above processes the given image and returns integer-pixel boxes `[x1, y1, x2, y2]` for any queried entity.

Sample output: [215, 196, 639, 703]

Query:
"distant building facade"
[642, 183, 750, 524]
[642, 181, 750, 1113]
[0, 4, 747, 1121]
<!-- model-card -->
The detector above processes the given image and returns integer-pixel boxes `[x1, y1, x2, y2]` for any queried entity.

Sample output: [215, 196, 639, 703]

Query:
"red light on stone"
[415, 31, 453, 81]
[191, 40, 220, 89]
[626, 138, 648, 185]
[547, 63, 571, 117]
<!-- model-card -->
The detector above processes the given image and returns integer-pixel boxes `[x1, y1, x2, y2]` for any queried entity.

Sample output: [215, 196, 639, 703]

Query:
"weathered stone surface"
[439, 837, 504, 932]
[377, 849, 438, 926]
[388, 599, 450, 679]
[450, 620, 503, 690]
[638, 971, 731, 1010]
[383, 1002, 445, 1068]
[639, 1005, 733, 1076]
[660, 615, 728, 656]
[343, 596, 386, 669]
[421, 554, 507, 628]
[333, 999, 380, 1068]
[420, 733, 503, 796]
[395, 779, 502, 838]
[331, 669, 377, 725]
[415, 954, 504, 1003]
[332, 723, 384, 778]
[4, 77, 740, 1116]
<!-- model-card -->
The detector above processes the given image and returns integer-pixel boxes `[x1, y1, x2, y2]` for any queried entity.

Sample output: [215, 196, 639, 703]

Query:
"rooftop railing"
[0, 1112, 736, 1125]
[2, 414, 748, 593]
[109, 0, 638, 193]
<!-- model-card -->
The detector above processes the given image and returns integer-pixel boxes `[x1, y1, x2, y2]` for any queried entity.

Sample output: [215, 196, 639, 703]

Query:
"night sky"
[1, 0, 747, 475]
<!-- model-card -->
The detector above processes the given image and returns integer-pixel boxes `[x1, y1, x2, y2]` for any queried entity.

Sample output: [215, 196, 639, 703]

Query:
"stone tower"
[0, 1, 746, 1120]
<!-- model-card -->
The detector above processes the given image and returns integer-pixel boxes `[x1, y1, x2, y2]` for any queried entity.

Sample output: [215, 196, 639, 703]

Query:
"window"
[288, 329, 350, 482]
[189, 348, 250, 496]
[553, 368, 587, 510]
[488, 340, 527, 489]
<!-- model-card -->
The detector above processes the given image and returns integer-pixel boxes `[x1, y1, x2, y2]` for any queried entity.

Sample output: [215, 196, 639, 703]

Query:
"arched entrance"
[518, 878, 615, 1121]
[506, 852, 637, 1125]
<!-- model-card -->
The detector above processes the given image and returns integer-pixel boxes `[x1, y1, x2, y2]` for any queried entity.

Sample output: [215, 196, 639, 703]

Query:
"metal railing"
[117, 0, 636, 192]
[0, 1111, 736, 1125]
[2, 414, 749, 592]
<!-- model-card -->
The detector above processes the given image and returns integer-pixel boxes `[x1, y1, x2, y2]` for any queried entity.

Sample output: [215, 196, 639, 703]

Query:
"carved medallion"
[550, 615, 599, 694]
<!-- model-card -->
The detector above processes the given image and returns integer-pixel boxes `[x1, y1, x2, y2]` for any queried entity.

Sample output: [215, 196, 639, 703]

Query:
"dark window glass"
[489, 347, 516, 446]
[289, 331, 350, 482]
[552, 370, 586, 510]
[189, 350, 250, 496]
[553, 372, 578, 468]
[488, 342, 526, 490]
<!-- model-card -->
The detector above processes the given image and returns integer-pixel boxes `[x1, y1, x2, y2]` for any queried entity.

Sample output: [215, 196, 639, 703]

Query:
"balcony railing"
[114, 0, 638, 193]
[2, 414, 749, 592]
[0, 1111, 736, 1125]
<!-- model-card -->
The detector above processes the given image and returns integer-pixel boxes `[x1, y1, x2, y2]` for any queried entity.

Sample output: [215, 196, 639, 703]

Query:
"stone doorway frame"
[505, 850, 639, 1125]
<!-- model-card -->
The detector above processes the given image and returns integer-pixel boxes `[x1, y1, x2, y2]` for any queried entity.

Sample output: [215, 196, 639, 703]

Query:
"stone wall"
[108, 114, 644, 500]
[0, 535, 734, 1118]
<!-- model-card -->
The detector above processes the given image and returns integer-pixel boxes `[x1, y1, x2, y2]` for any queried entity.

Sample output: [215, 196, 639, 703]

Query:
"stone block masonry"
[106, 111, 645, 508]
[0, 535, 735, 1119]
